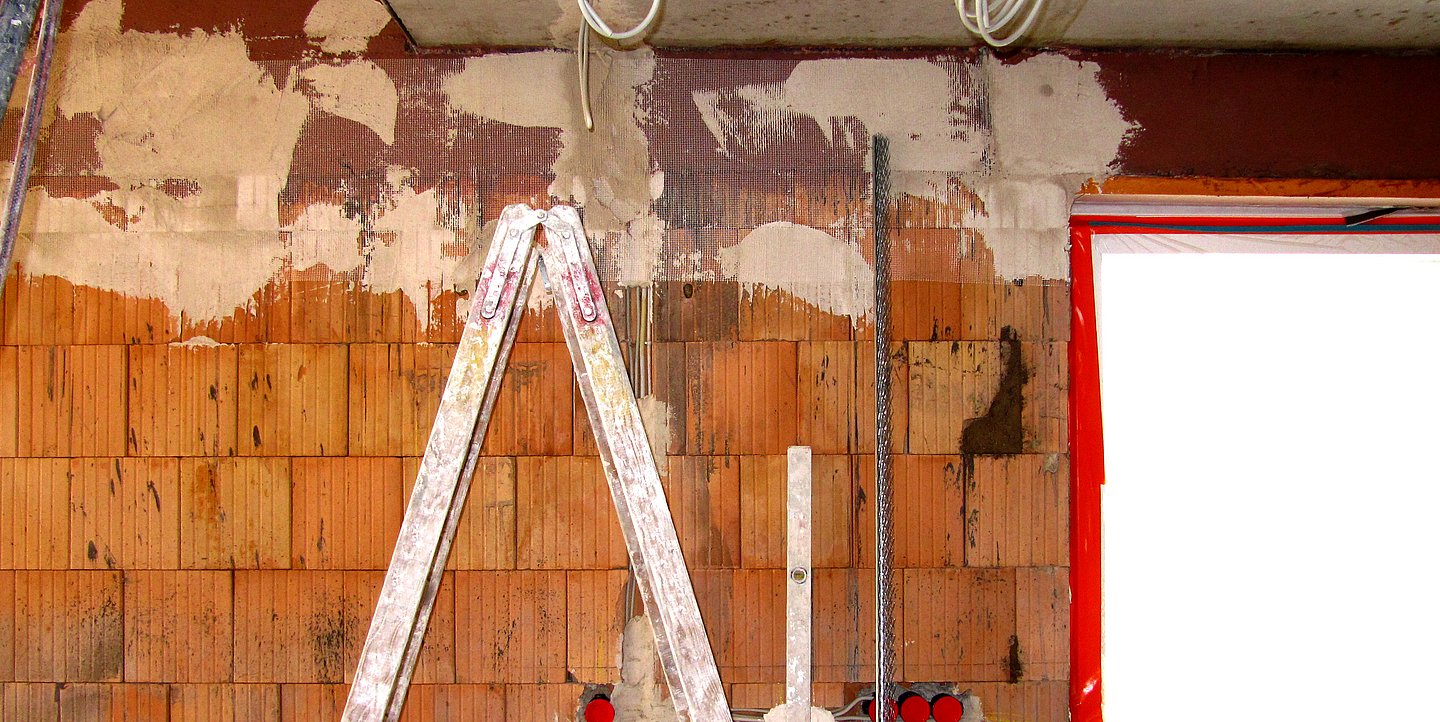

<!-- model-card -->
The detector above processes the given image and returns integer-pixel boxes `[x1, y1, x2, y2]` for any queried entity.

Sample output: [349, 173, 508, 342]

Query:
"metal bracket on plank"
[342, 204, 729, 722]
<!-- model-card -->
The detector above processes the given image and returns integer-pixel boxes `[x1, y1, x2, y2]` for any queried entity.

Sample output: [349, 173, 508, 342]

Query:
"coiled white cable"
[955, 0, 1045, 47]
[576, 0, 663, 130]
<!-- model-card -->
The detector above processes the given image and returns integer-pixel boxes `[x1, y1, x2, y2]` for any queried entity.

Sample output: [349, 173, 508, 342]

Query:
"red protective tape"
[1069, 222, 1104, 722]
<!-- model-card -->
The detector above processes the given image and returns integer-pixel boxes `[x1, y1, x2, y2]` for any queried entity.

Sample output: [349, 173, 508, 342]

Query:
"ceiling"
[387, 0, 1440, 50]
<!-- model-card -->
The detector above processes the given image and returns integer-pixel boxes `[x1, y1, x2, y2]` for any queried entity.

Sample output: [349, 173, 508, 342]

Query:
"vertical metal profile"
[871, 134, 896, 722]
[785, 445, 813, 722]
[0, 0, 63, 296]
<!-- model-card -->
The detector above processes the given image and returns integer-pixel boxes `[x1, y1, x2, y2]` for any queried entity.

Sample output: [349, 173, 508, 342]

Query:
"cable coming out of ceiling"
[576, 0, 662, 131]
[955, 0, 1047, 47]
[575, 0, 1046, 131]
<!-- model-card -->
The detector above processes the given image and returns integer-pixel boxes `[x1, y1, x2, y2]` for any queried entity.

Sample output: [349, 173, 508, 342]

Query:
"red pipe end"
[931, 694, 964, 722]
[584, 696, 615, 722]
[865, 698, 900, 721]
[899, 693, 931, 722]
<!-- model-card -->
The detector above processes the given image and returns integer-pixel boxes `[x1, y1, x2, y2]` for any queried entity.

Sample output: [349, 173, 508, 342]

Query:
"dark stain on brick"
[308, 609, 352, 683]
[1007, 633, 1024, 683]
[961, 326, 1027, 455]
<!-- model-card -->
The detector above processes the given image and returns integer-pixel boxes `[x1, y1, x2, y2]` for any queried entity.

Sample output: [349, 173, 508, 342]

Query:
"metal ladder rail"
[343, 204, 541, 722]
[342, 204, 730, 722]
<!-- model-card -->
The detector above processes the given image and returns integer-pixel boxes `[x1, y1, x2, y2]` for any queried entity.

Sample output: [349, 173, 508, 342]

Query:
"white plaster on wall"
[694, 53, 1136, 280]
[14, 0, 453, 322]
[443, 48, 667, 285]
[299, 60, 400, 144]
[364, 181, 469, 317]
[694, 58, 985, 172]
[720, 222, 875, 321]
[304, 0, 394, 54]
[762, 702, 837, 722]
[611, 616, 681, 722]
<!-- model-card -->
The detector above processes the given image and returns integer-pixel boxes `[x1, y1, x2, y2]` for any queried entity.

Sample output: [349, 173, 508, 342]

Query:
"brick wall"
[0, 261, 1070, 720]
[7, 1, 1434, 719]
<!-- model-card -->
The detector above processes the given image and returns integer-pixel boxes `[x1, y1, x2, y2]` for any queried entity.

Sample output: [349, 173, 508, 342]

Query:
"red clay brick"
[479, 343, 573, 456]
[179, 457, 292, 569]
[1015, 567, 1069, 682]
[565, 570, 629, 682]
[892, 455, 966, 568]
[238, 344, 349, 456]
[70, 458, 179, 570]
[515, 456, 626, 570]
[901, 568, 1016, 682]
[403, 456, 517, 571]
[738, 286, 853, 342]
[127, 343, 239, 456]
[291, 457, 405, 570]
[348, 343, 456, 456]
[11, 571, 123, 682]
[399, 684, 506, 721]
[685, 342, 798, 455]
[58, 683, 168, 721]
[123, 570, 233, 682]
[17, 345, 127, 457]
[796, 341, 854, 454]
[0, 347, 15, 456]
[1, 682, 60, 721]
[169, 684, 281, 722]
[0, 458, 69, 569]
[455, 571, 567, 684]
[965, 455, 1067, 568]
[663, 455, 741, 569]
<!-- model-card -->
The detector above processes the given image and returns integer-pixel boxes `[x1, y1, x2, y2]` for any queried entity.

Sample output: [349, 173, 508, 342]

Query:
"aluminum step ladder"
[342, 204, 729, 722]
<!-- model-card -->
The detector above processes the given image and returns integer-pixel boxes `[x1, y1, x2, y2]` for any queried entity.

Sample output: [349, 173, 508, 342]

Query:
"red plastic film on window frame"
[1069, 222, 1104, 722]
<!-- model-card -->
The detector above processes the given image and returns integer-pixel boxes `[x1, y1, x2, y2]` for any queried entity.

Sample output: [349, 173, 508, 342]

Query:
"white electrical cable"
[955, 0, 1045, 47]
[576, 0, 663, 131]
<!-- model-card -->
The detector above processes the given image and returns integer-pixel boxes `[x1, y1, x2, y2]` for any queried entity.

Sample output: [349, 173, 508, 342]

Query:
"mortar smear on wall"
[443, 49, 668, 285]
[305, 0, 394, 54]
[720, 222, 875, 322]
[692, 53, 1137, 280]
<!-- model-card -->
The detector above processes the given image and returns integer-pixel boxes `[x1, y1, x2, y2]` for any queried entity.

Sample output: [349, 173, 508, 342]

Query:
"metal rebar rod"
[871, 134, 896, 722]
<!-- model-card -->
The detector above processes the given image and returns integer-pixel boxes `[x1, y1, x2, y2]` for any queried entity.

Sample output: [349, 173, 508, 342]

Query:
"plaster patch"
[17, 187, 287, 321]
[637, 394, 672, 467]
[721, 222, 874, 321]
[283, 201, 367, 274]
[691, 54, 1136, 280]
[365, 186, 468, 317]
[610, 616, 680, 722]
[12, 0, 319, 320]
[694, 58, 984, 173]
[58, 0, 309, 181]
[983, 53, 1136, 176]
[300, 61, 400, 144]
[175, 336, 223, 347]
[763, 702, 836, 722]
[443, 49, 666, 281]
[304, 0, 394, 54]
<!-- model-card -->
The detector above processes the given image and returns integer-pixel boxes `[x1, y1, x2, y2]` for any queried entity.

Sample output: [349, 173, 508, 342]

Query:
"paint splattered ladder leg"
[538, 206, 731, 722]
[342, 204, 544, 722]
